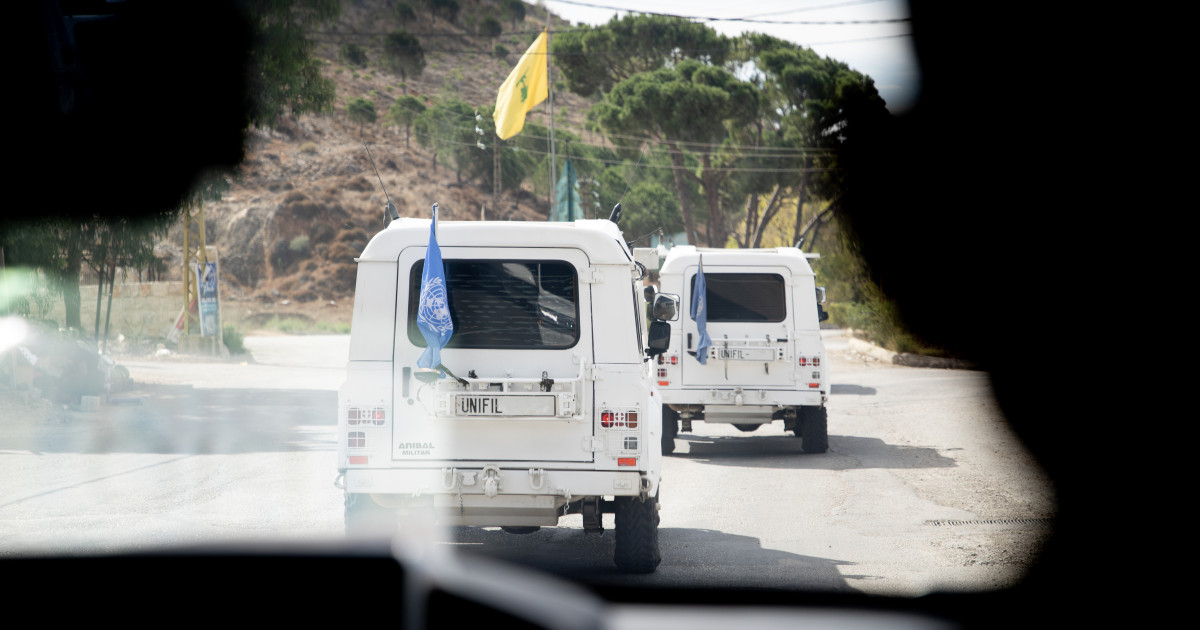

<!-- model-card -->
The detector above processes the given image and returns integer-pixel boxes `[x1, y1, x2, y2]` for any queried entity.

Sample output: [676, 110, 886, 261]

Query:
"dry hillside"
[166, 1, 592, 327]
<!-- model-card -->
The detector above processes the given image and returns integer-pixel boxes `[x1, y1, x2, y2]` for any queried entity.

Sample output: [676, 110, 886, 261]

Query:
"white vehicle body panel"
[338, 219, 661, 527]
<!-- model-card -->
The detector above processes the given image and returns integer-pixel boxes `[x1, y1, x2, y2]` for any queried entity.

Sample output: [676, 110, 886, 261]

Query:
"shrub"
[299, 141, 318, 154]
[222, 324, 246, 354]
[339, 43, 368, 67]
[289, 235, 310, 252]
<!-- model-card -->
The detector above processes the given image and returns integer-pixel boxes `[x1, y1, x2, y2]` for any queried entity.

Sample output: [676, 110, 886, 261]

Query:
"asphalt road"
[0, 332, 1054, 596]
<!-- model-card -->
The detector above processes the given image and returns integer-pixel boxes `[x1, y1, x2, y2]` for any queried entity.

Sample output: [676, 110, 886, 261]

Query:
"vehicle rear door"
[391, 246, 594, 463]
[680, 265, 796, 388]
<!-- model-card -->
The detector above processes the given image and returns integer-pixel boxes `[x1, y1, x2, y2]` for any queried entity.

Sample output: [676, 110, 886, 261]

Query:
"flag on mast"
[691, 254, 712, 364]
[493, 30, 548, 140]
[551, 157, 581, 221]
[417, 203, 453, 373]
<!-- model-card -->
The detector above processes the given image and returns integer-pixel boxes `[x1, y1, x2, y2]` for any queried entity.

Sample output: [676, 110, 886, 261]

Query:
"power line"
[539, 0, 910, 25]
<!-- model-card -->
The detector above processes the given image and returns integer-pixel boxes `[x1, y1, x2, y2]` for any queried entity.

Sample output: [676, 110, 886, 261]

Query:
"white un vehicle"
[335, 208, 676, 573]
[650, 246, 830, 455]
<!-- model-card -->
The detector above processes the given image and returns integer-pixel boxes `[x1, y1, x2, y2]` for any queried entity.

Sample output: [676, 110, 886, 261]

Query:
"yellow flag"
[493, 30, 548, 140]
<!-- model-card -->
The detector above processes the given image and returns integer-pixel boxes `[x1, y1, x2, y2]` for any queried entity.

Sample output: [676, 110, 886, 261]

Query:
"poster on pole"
[194, 261, 220, 337]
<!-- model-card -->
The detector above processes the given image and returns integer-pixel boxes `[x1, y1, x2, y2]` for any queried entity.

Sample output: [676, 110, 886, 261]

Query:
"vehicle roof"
[658, 246, 816, 275]
[357, 218, 633, 265]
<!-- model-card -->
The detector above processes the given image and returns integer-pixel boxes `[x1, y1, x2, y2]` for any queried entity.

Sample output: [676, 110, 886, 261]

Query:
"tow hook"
[639, 475, 652, 500]
[528, 468, 546, 491]
[333, 473, 345, 490]
[442, 467, 459, 490]
[481, 465, 502, 498]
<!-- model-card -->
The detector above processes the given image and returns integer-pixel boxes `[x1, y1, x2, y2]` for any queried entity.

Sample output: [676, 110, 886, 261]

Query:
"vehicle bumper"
[343, 466, 653, 527]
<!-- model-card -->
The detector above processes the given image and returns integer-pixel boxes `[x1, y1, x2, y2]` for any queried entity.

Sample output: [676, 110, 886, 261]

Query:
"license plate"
[455, 395, 556, 417]
[710, 346, 780, 361]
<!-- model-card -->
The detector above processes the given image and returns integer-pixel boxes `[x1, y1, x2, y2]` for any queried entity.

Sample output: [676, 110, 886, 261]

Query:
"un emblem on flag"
[419, 277, 453, 335]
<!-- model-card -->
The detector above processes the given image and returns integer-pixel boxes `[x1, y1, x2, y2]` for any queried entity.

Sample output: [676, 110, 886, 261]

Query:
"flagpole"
[546, 15, 556, 215]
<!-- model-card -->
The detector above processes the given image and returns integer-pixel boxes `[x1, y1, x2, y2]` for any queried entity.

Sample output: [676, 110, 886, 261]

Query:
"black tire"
[344, 493, 397, 537]
[733, 423, 760, 432]
[500, 526, 541, 535]
[661, 405, 678, 455]
[613, 494, 661, 573]
[798, 406, 829, 453]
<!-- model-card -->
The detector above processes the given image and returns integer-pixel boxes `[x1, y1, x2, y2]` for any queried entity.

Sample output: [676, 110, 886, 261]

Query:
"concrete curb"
[846, 337, 978, 370]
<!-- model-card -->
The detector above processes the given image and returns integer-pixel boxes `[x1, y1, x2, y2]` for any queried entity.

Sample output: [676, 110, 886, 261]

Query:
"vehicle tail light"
[347, 407, 385, 426]
[808, 382, 820, 389]
[349, 456, 368, 465]
[600, 410, 638, 428]
[657, 381, 670, 387]
[348, 431, 366, 448]
[670, 355, 678, 365]
[618, 457, 636, 466]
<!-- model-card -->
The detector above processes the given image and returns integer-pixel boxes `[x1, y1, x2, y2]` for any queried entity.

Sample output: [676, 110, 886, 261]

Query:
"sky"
[536, 0, 919, 114]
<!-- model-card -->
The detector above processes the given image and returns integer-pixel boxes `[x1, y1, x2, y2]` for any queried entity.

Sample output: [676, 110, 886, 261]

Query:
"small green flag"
[551, 158, 582, 222]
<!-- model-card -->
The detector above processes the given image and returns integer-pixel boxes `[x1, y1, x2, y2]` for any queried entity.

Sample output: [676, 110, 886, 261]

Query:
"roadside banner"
[194, 261, 219, 337]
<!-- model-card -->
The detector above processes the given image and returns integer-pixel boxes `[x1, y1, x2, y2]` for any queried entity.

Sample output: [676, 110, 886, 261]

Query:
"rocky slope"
[171, 2, 589, 314]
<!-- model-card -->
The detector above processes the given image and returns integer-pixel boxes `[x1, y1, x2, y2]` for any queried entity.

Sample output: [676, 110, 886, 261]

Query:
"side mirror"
[815, 286, 827, 305]
[646, 320, 670, 357]
[651, 293, 679, 322]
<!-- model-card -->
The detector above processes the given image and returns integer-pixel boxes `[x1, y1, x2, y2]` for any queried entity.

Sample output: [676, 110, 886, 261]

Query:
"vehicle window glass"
[689, 273, 786, 322]
[407, 259, 579, 349]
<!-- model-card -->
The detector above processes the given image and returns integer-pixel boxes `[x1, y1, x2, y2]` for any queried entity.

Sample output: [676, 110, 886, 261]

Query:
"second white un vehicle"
[652, 246, 830, 454]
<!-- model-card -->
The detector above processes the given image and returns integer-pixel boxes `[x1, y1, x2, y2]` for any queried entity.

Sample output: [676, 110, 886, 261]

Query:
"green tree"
[552, 14, 731, 98]
[619, 182, 682, 242]
[339, 42, 368, 67]
[501, 0, 526, 29]
[590, 60, 761, 246]
[740, 34, 890, 250]
[430, 0, 460, 24]
[393, 3, 417, 25]
[479, 15, 502, 44]
[243, 0, 341, 127]
[389, 95, 426, 148]
[382, 31, 426, 82]
[347, 97, 377, 135]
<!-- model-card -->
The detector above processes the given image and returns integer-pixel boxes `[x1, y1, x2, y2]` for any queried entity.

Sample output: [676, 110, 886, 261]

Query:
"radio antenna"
[363, 140, 399, 224]
[616, 142, 647, 208]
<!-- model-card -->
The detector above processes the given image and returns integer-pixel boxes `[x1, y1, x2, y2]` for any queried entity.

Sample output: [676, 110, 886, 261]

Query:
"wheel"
[344, 493, 397, 537]
[661, 405, 678, 455]
[500, 526, 541, 535]
[613, 494, 661, 573]
[797, 406, 829, 453]
[733, 423, 760, 432]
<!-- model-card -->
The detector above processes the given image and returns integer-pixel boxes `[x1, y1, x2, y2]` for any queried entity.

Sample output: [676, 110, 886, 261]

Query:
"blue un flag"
[417, 205, 453, 371]
[691, 255, 712, 364]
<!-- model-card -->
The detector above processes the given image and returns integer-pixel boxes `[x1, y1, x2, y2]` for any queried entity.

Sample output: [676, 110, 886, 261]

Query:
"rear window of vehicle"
[407, 260, 579, 349]
[690, 272, 786, 322]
